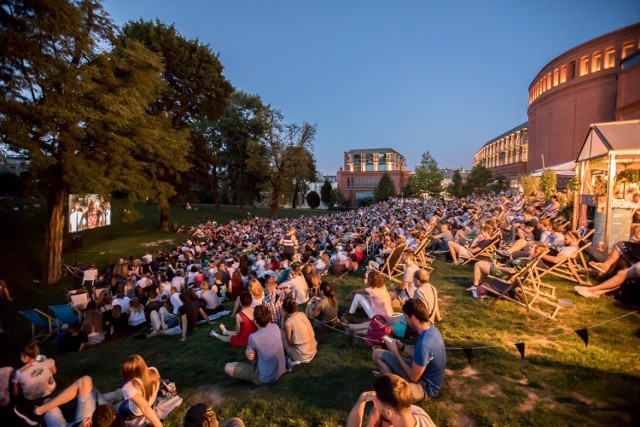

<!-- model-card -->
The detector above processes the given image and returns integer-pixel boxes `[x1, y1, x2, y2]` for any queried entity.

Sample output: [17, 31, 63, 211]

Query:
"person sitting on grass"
[447, 225, 494, 265]
[278, 262, 309, 305]
[346, 374, 436, 427]
[372, 299, 446, 403]
[210, 291, 257, 347]
[262, 277, 284, 328]
[200, 282, 223, 315]
[413, 269, 442, 324]
[12, 341, 57, 424]
[230, 279, 264, 318]
[184, 403, 245, 427]
[149, 292, 210, 341]
[224, 305, 286, 385]
[575, 261, 640, 298]
[281, 298, 317, 364]
[341, 271, 394, 335]
[305, 282, 339, 328]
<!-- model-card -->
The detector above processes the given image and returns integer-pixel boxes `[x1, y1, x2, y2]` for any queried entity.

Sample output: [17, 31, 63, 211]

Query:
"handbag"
[364, 314, 391, 347]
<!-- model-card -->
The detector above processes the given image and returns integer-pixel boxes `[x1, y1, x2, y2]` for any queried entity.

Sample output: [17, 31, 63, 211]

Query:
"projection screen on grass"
[68, 194, 111, 233]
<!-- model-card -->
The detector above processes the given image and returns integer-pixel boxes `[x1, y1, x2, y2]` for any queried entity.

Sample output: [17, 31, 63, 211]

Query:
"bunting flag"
[575, 328, 589, 347]
[515, 342, 526, 359]
[463, 348, 473, 364]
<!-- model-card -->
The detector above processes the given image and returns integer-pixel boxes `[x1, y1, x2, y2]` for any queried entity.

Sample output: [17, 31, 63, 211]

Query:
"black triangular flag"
[575, 328, 589, 347]
[463, 348, 473, 364]
[515, 342, 526, 359]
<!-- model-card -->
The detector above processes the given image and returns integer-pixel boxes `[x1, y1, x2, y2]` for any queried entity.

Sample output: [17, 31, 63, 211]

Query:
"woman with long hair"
[116, 354, 162, 427]
[81, 301, 105, 348]
[305, 282, 339, 327]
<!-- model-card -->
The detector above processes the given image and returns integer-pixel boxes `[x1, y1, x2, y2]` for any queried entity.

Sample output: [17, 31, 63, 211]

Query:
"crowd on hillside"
[5, 190, 640, 426]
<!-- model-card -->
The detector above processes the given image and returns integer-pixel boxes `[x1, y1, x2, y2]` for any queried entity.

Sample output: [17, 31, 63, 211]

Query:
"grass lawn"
[0, 201, 639, 426]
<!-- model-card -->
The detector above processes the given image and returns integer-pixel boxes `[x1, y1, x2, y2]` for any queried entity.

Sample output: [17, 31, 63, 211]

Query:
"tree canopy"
[374, 173, 396, 202]
[410, 151, 443, 197]
[0, 0, 190, 282]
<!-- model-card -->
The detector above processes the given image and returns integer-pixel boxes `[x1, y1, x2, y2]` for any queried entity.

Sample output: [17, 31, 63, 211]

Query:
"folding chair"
[49, 304, 81, 331]
[461, 230, 501, 265]
[276, 268, 292, 285]
[371, 243, 407, 283]
[483, 248, 561, 320]
[20, 309, 58, 341]
[93, 286, 110, 302]
[413, 236, 434, 270]
[67, 290, 89, 310]
[82, 268, 98, 293]
[534, 239, 593, 285]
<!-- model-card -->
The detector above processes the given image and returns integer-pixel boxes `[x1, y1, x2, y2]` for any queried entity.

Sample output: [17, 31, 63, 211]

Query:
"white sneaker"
[209, 330, 220, 338]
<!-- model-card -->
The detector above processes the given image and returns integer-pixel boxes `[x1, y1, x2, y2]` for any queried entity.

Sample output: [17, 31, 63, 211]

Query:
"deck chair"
[20, 309, 58, 341]
[81, 268, 98, 293]
[93, 286, 110, 301]
[276, 268, 292, 285]
[534, 239, 593, 285]
[413, 236, 434, 270]
[67, 290, 89, 310]
[461, 230, 501, 265]
[50, 304, 81, 331]
[483, 248, 561, 320]
[371, 243, 407, 283]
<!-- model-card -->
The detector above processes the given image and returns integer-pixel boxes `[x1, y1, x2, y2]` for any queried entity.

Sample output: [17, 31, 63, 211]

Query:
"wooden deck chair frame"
[20, 309, 58, 341]
[413, 236, 434, 270]
[534, 239, 593, 285]
[371, 243, 407, 283]
[461, 230, 501, 265]
[484, 248, 561, 319]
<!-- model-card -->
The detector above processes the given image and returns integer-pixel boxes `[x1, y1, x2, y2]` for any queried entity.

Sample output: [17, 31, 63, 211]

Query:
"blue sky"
[103, 0, 639, 174]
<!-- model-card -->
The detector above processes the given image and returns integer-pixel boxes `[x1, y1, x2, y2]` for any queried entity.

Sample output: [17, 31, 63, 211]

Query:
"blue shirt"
[414, 325, 446, 397]
[248, 323, 286, 384]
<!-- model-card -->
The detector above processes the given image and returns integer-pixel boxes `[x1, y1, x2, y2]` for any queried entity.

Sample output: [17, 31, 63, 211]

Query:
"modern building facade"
[472, 122, 528, 187]
[527, 23, 640, 172]
[337, 148, 411, 207]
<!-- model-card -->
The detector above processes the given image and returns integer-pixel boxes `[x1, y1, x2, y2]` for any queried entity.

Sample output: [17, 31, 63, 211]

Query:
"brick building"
[527, 23, 640, 172]
[336, 148, 411, 208]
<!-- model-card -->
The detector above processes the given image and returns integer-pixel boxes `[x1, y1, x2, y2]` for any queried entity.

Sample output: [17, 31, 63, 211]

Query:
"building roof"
[346, 148, 404, 156]
[479, 121, 528, 149]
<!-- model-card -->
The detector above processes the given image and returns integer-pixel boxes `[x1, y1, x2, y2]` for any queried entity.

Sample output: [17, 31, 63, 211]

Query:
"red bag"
[364, 314, 392, 347]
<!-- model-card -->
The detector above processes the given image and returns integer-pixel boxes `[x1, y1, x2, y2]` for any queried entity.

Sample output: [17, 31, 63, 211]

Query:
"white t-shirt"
[121, 368, 160, 416]
[13, 358, 56, 400]
[411, 405, 436, 427]
[112, 296, 130, 314]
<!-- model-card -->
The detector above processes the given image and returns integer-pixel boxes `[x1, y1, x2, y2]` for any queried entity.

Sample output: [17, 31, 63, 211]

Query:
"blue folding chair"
[20, 309, 58, 341]
[276, 268, 292, 285]
[49, 304, 81, 332]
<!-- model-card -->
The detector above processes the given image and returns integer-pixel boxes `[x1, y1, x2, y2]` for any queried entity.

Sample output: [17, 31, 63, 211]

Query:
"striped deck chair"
[534, 233, 593, 285]
[413, 235, 434, 270]
[461, 230, 502, 265]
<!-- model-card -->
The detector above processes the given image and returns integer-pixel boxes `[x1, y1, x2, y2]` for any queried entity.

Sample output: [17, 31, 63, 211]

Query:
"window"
[592, 52, 602, 72]
[622, 41, 635, 59]
[553, 68, 559, 86]
[568, 61, 576, 80]
[604, 47, 616, 69]
[560, 65, 567, 83]
[579, 56, 589, 76]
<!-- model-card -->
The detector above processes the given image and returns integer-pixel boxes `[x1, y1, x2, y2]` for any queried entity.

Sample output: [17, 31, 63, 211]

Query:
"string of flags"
[447, 309, 638, 363]
[307, 308, 639, 364]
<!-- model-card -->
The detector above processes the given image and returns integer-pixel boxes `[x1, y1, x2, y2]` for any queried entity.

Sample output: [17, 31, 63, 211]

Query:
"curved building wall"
[527, 23, 640, 172]
[473, 122, 528, 186]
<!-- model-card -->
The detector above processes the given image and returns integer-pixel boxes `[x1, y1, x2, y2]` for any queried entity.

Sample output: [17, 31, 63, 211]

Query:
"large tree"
[211, 91, 270, 212]
[320, 180, 333, 208]
[0, 0, 189, 283]
[374, 172, 396, 202]
[120, 20, 233, 230]
[463, 165, 494, 195]
[246, 108, 317, 217]
[446, 169, 465, 198]
[411, 151, 443, 197]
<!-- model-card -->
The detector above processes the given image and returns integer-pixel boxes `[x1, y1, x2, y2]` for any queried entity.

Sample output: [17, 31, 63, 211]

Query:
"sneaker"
[209, 330, 221, 338]
[14, 406, 40, 426]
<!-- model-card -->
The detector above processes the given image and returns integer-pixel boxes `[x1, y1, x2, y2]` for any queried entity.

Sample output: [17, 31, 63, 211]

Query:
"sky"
[103, 0, 640, 174]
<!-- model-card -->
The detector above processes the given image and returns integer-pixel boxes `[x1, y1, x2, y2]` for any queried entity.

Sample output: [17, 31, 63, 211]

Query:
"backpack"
[364, 314, 391, 347]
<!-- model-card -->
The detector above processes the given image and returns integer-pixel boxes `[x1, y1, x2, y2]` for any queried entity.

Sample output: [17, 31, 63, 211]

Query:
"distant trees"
[374, 173, 397, 202]
[446, 170, 465, 198]
[306, 191, 320, 209]
[321, 180, 333, 208]
[540, 169, 557, 201]
[462, 165, 494, 195]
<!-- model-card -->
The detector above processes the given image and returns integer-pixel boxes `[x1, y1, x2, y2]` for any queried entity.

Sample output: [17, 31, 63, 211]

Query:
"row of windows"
[528, 39, 639, 105]
[346, 176, 381, 188]
[347, 163, 405, 172]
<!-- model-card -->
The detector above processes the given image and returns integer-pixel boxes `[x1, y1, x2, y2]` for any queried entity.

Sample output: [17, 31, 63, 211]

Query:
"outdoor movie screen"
[68, 194, 111, 233]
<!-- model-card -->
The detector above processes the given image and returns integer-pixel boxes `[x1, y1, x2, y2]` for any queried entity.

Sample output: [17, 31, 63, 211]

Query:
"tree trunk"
[43, 182, 66, 284]
[291, 182, 299, 209]
[159, 203, 170, 232]
[269, 202, 278, 218]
